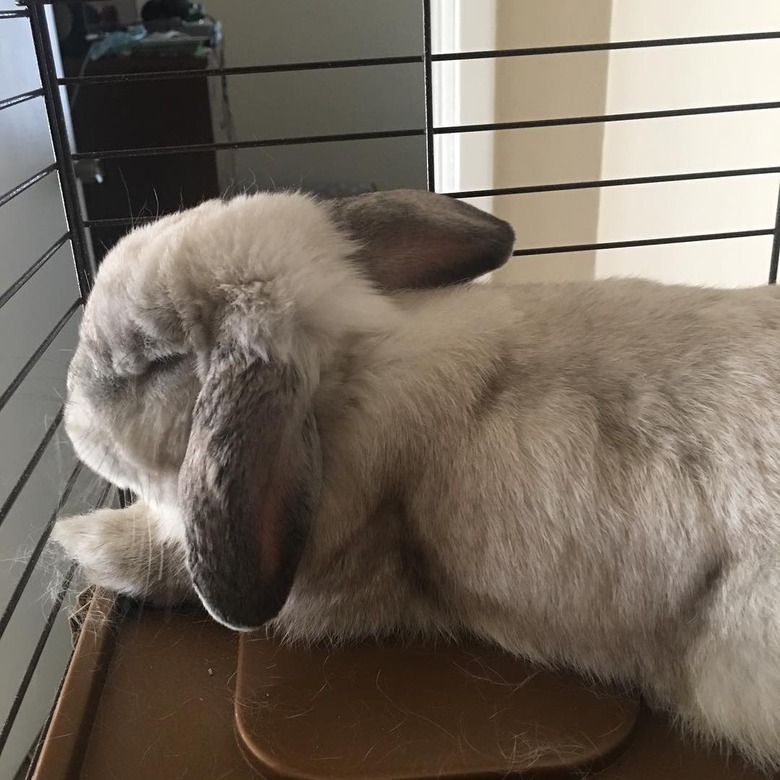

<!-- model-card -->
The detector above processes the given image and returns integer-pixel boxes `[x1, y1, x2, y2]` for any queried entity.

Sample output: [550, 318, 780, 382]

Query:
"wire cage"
[3, 1, 780, 777]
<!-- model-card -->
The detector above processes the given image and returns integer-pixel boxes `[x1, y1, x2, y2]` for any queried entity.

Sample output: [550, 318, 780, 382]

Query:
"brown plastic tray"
[236, 637, 639, 778]
[33, 589, 775, 779]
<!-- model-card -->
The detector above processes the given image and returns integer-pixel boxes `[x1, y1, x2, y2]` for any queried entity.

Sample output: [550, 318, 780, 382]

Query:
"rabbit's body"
[55, 191, 780, 768]
[286, 279, 780, 763]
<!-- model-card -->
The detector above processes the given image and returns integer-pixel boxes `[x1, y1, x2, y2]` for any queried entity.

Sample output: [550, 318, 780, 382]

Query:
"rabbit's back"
[298, 279, 780, 701]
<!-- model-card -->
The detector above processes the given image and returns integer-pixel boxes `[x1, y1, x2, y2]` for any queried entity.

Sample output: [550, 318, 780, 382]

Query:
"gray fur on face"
[54, 190, 780, 769]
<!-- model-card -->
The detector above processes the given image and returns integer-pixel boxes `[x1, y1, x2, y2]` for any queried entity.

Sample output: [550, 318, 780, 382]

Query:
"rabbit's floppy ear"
[329, 189, 515, 290]
[179, 343, 320, 631]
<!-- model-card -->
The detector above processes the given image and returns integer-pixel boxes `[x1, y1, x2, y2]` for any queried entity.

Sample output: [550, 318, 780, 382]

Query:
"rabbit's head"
[63, 190, 514, 630]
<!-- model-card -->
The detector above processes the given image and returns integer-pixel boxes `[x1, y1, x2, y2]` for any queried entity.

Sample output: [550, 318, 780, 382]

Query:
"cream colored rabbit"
[56, 189, 780, 769]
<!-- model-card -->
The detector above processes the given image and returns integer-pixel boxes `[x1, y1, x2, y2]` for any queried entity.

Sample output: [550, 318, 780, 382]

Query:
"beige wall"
[455, 1, 780, 289]
[596, 1, 780, 287]
[490, 0, 613, 284]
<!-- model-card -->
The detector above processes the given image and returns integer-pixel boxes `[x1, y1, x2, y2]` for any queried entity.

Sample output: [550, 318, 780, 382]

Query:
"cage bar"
[28, 2, 95, 298]
[0, 463, 83, 643]
[0, 562, 78, 753]
[70, 128, 425, 161]
[0, 88, 44, 112]
[512, 229, 775, 258]
[421, 0, 436, 191]
[0, 164, 56, 210]
[57, 54, 423, 86]
[432, 30, 780, 61]
[0, 408, 64, 531]
[446, 165, 780, 200]
[436, 100, 780, 135]
[769, 183, 780, 284]
[0, 233, 69, 311]
[0, 300, 81, 415]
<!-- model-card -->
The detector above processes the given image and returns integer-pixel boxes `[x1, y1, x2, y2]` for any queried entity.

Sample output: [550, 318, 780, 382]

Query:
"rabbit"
[55, 188, 780, 770]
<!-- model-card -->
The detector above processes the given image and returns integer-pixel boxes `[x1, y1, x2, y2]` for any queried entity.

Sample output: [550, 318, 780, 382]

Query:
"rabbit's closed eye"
[145, 353, 188, 376]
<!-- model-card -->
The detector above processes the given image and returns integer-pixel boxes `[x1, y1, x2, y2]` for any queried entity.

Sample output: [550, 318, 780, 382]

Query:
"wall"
[489, 0, 613, 284]
[204, 0, 428, 194]
[596, 1, 780, 287]
[452, 2, 780, 289]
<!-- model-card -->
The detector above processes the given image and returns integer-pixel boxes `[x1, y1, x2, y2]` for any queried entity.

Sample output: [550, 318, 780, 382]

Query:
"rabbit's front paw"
[53, 504, 194, 606]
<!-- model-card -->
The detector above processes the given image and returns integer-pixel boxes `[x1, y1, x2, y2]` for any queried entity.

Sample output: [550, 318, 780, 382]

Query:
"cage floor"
[32, 591, 773, 780]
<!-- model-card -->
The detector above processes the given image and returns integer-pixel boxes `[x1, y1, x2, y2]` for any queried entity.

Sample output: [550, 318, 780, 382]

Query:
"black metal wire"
[0, 562, 77, 754]
[57, 54, 423, 86]
[421, 0, 436, 191]
[70, 128, 425, 160]
[436, 100, 780, 135]
[0, 9, 28, 19]
[0, 408, 64, 531]
[0, 463, 83, 644]
[0, 233, 69, 311]
[769, 182, 780, 284]
[0, 164, 56, 210]
[0, 88, 43, 112]
[0, 299, 81, 416]
[95, 480, 115, 510]
[28, 2, 95, 299]
[445, 165, 780, 200]
[431, 30, 780, 62]
[82, 216, 152, 229]
[512, 228, 774, 258]
[36, 12, 780, 280]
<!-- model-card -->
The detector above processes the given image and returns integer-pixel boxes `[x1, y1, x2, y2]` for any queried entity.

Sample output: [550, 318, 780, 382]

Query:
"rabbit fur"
[55, 189, 780, 769]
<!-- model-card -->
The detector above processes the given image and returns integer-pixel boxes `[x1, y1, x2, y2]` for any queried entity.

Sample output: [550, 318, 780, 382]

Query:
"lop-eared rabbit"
[56, 189, 780, 769]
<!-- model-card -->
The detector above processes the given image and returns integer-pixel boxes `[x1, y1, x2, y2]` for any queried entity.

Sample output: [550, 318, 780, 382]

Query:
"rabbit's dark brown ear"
[179, 346, 320, 631]
[328, 189, 515, 290]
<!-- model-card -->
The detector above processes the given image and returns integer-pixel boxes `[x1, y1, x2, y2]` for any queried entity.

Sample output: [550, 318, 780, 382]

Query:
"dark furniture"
[63, 48, 233, 263]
